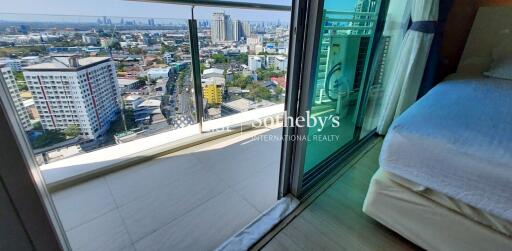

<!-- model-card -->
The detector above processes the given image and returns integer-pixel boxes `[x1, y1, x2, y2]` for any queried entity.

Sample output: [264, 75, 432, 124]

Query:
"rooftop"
[203, 68, 224, 75]
[23, 57, 111, 71]
[117, 78, 140, 87]
[224, 98, 275, 112]
[139, 99, 162, 108]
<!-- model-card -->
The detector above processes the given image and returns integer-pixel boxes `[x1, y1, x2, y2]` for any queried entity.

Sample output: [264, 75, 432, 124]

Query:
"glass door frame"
[283, 0, 390, 198]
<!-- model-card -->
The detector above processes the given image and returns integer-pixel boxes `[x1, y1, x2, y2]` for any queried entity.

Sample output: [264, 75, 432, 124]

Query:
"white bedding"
[380, 76, 512, 222]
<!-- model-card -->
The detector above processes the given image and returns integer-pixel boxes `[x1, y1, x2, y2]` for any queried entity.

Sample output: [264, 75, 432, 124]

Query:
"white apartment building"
[1, 65, 32, 130]
[23, 56, 120, 139]
[248, 55, 263, 71]
[163, 52, 175, 65]
[0, 58, 23, 71]
[266, 55, 288, 71]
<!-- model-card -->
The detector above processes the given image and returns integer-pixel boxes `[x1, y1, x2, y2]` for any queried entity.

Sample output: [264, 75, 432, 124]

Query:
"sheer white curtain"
[377, 0, 439, 134]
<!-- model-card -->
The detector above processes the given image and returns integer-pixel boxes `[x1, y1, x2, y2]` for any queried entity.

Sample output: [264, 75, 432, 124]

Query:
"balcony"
[48, 125, 282, 251]
[0, 2, 291, 250]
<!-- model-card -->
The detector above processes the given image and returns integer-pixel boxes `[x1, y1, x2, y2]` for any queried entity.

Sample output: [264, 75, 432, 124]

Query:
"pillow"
[484, 58, 512, 80]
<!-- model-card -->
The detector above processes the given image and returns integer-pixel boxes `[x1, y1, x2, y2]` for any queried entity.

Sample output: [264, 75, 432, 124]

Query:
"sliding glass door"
[287, 0, 389, 195]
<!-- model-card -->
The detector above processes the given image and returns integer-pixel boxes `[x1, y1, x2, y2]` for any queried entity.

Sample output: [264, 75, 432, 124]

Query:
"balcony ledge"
[41, 104, 284, 192]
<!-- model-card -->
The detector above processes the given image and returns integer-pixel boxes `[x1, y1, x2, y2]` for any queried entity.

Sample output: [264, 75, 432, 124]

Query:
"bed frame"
[363, 6, 512, 250]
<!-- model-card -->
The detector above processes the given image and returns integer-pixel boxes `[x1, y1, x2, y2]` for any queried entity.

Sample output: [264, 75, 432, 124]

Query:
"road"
[166, 71, 196, 129]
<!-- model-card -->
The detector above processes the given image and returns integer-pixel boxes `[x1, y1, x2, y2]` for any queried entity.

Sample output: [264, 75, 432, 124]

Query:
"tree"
[200, 63, 206, 74]
[246, 84, 272, 101]
[212, 54, 227, 64]
[30, 130, 66, 149]
[275, 86, 284, 96]
[240, 53, 248, 64]
[128, 47, 144, 55]
[227, 74, 253, 89]
[32, 121, 42, 130]
[16, 81, 28, 91]
[256, 67, 285, 81]
[137, 76, 148, 84]
[64, 125, 80, 138]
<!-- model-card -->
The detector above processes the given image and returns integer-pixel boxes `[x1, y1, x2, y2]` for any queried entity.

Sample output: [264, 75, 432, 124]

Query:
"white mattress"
[380, 76, 512, 222]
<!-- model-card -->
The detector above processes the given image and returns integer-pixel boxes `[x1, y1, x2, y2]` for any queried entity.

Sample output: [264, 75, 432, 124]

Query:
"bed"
[363, 6, 512, 250]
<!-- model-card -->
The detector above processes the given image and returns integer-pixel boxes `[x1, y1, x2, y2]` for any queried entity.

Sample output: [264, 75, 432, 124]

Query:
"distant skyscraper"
[23, 56, 120, 139]
[0, 64, 31, 131]
[148, 18, 155, 26]
[211, 12, 234, 42]
[241, 21, 251, 39]
[232, 20, 241, 42]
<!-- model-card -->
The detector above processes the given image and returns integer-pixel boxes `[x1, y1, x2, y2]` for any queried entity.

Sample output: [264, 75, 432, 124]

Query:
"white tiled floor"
[51, 127, 282, 251]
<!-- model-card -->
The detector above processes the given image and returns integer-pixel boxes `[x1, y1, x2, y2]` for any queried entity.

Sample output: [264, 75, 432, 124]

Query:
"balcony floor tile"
[52, 177, 117, 231]
[134, 189, 261, 251]
[66, 210, 132, 251]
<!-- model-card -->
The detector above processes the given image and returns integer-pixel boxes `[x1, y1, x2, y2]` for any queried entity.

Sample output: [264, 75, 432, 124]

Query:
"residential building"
[202, 77, 224, 105]
[123, 95, 144, 109]
[163, 52, 175, 65]
[1, 64, 32, 130]
[266, 55, 288, 71]
[0, 58, 23, 71]
[248, 55, 263, 71]
[22, 98, 39, 120]
[202, 68, 224, 78]
[211, 12, 233, 42]
[241, 21, 251, 39]
[232, 20, 241, 41]
[21, 56, 41, 67]
[23, 56, 120, 139]
[147, 67, 170, 80]
[82, 34, 98, 45]
[117, 78, 143, 93]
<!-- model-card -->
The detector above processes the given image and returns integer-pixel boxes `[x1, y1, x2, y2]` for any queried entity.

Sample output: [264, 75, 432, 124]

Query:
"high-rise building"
[352, 0, 378, 35]
[1, 64, 31, 131]
[23, 56, 120, 139]
[232, 20, 241, 42]
[211, 12, 234, 42]
[212, 13, 226, 42]
[241, 21, 251, 39]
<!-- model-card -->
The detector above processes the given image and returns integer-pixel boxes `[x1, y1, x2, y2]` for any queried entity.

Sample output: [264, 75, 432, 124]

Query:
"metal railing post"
[188, 16, 204, 132]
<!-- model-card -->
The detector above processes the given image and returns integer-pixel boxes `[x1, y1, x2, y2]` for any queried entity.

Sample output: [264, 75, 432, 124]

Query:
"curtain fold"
[377, 0, 439, 135]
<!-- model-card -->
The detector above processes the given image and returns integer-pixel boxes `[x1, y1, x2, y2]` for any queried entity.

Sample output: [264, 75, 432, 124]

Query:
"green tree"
[212, 54, 227, 64]
[32, 121, 42, 130]
[275, 86, 284, 96]
[64, 125, 80, 138]
[227, 74, 253, 89]
[30, 130, 66, 149]
[128, 47, 144, 55]
[16, 81, 28, 91]
[200, 63, 206, 74]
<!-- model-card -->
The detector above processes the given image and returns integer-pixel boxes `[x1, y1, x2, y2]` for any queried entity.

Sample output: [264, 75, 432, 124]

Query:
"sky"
[0, 0, 294, 23]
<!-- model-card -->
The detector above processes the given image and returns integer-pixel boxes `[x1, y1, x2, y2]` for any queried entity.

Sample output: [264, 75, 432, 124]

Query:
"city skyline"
[1, 0, 293, 23]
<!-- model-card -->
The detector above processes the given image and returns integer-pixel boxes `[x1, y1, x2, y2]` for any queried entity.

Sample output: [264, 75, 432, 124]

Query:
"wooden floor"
[261, 138, 422, 251]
